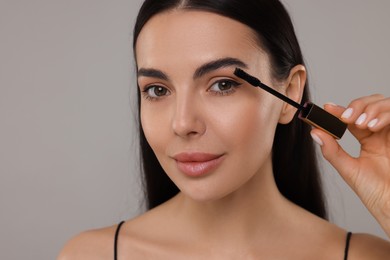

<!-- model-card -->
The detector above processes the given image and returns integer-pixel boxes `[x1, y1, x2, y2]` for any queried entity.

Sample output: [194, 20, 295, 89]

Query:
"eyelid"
[208, 78, 242, 95]
[141, 82, 167, 91]
[141, 84, 171, 101]
[138, 77, 167, 89]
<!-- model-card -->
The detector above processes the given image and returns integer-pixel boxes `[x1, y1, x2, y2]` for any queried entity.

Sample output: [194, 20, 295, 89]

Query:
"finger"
[368, 114, 390, 132]
[358, 97, 390, 132]
[310, 128, 359, 189]
[323, 103, 346, 117]
[339, 94, 385, 124]
[324, 96, 390, 140]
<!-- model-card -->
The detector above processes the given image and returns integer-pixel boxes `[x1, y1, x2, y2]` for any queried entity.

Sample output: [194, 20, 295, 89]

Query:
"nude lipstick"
[173, 153, 225, 177]
[234, 68, 347, 139]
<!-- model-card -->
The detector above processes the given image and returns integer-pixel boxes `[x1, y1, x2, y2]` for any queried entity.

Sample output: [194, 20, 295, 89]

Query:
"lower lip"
[176, 156, 225, 177]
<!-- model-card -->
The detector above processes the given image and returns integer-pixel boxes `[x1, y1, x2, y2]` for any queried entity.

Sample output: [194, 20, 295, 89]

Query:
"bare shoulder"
[57, 224, 119, 260]
[57, 210, 164, 260]
[349, 233, 390, 259]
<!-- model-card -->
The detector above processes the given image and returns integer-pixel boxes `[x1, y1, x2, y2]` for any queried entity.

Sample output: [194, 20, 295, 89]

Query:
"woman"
[59, 0, 390, 259]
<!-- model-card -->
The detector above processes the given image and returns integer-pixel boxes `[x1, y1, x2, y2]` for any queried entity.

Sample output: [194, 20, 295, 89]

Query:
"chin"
[177, 181, 242, 203]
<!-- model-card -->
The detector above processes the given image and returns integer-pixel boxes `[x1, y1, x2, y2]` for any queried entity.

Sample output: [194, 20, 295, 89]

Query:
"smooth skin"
[59, 10, 390, 259]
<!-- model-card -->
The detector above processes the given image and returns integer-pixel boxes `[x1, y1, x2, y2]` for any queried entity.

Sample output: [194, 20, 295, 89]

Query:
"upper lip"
[172, 152, 223, 162]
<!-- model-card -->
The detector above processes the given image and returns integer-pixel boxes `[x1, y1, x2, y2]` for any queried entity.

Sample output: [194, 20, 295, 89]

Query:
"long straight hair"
[133, 0, 327, 219]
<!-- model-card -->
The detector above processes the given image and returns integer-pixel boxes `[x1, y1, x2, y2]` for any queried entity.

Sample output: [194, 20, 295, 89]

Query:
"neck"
[168, 157, 295, 245]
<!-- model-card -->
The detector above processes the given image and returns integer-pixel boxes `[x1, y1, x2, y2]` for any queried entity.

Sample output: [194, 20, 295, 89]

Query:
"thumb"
[310, 128, 359, 187]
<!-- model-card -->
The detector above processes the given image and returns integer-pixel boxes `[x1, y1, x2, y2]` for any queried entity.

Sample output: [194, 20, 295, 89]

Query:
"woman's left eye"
[208, 80, 241, 95]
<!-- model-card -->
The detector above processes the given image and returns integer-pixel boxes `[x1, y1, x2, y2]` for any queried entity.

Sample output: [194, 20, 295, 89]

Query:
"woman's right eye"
[142, 85, 171, 100]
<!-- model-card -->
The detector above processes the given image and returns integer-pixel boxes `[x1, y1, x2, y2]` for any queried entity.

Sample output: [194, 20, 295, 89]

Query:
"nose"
[171, 94, 206, 138]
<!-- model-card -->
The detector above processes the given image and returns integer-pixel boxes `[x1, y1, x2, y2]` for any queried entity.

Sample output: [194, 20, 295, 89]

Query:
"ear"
[278, 65, 306, 124]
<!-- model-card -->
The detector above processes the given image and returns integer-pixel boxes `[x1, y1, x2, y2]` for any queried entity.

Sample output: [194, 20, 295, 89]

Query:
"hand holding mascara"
[234, 68, 347, 139]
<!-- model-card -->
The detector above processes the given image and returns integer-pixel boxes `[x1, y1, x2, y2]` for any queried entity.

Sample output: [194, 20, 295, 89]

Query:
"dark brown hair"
[133, 0, 327, 219]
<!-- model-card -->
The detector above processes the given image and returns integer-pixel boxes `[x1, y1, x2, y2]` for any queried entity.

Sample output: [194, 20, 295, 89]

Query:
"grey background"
[0, 0, 389, 259]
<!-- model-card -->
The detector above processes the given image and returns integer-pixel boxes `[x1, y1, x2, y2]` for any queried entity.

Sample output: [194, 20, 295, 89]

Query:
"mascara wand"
[234, 68, 347, 139]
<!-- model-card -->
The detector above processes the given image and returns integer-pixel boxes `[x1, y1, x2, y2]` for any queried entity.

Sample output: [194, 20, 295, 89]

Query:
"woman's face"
[136, 10, 285, 201]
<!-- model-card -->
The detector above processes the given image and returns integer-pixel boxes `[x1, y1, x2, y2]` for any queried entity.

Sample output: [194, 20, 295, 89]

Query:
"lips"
[173, 152, 225, 177]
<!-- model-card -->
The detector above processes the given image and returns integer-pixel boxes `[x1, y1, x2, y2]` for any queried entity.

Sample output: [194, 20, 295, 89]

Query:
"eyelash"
[140, 79, 242, 101]
[141, 85, 170, 101]
[208, 79, 242, 96]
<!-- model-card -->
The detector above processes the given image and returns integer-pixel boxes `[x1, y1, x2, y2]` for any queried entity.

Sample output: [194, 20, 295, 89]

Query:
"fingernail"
[368, 118, 379, 128]
[311, 133, 323, 146]
[324, 102, 338, 107]
[355, 113, 367, 125]
[341, 108, 354, 119]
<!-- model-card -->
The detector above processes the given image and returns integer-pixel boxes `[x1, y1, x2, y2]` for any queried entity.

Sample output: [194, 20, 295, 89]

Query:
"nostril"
[187, 130, 199, 136]
[172, 98, 206, 137]
[171, 115, 206, 138]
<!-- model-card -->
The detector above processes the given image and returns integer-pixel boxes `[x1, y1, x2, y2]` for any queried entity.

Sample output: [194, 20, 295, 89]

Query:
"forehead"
[135, 10, 266, 69]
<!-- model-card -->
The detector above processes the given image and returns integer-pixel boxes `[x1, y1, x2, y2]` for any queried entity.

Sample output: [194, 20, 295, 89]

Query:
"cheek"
[210, 97, 278, 153]
[210, 97, 279, 187]
[140, 103, 170, 154]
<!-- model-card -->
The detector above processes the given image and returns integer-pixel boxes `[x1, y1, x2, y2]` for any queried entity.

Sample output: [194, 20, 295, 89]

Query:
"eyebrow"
[137, 68, 169, 81]
[137, 57, 248, 81]
[193, 57, 248, 79]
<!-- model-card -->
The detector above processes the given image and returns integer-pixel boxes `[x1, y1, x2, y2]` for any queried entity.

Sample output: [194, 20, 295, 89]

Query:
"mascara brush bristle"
[234, 68, 260, 86]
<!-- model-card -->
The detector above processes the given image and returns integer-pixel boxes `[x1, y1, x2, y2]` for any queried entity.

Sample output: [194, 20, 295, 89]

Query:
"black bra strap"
[114, 221, 125, 260]
[344, 232, 352, 260]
